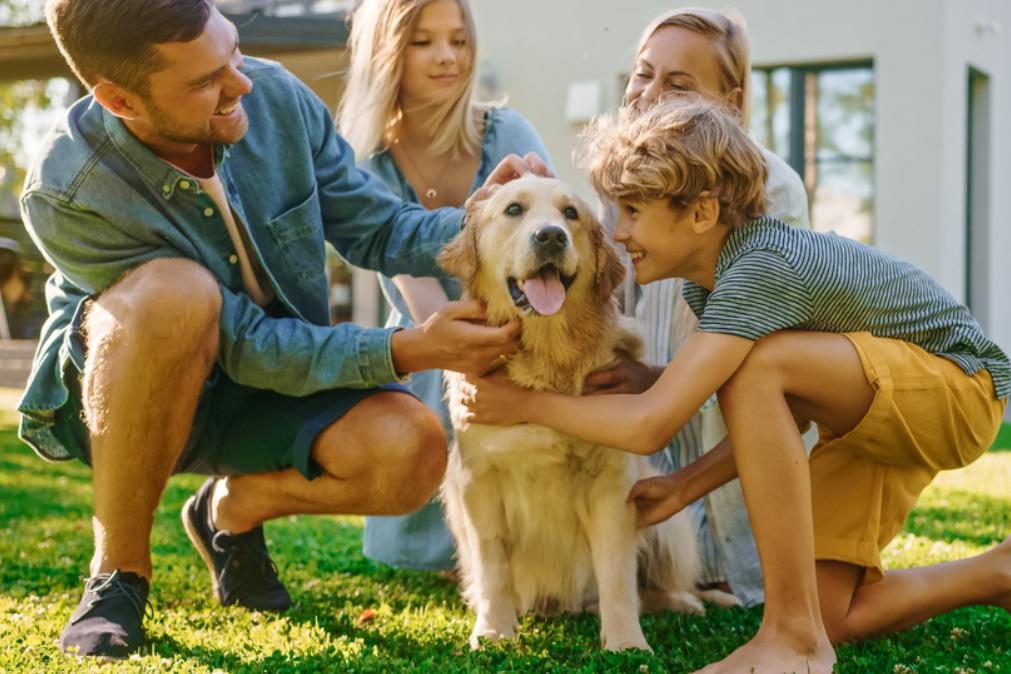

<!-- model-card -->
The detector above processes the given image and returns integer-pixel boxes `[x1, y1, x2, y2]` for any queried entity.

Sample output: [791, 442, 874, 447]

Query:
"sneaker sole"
[181, 494, 224, 606]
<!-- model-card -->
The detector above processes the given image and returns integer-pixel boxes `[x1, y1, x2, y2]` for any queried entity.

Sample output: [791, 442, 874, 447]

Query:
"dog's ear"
[592, 218, 626, 302]
[437, 202, 482, 282]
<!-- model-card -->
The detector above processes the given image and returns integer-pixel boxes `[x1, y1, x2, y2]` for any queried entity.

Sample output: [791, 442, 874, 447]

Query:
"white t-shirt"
[198, 172, 275, 307]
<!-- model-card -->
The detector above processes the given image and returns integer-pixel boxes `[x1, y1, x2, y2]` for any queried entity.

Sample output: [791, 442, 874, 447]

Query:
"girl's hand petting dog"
[464, 152, 555, 220]
[627, 473, 689, 528]
[462, 370, 531, 426]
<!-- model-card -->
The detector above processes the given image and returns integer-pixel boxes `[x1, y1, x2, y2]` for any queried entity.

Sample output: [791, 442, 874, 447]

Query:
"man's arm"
[23, 194, 518, 397]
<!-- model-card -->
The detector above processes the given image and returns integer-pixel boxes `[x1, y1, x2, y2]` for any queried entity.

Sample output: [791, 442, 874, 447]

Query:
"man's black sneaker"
[59, 570, 150, 658]
[182, 478, 291, 612]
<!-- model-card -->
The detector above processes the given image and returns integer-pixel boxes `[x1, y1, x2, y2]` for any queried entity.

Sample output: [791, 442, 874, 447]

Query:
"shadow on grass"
[148, 633, 371, 674]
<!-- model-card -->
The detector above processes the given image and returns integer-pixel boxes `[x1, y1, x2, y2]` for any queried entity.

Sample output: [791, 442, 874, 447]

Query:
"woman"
[337, 0, 553, 572]
[585, 7, 811, 607]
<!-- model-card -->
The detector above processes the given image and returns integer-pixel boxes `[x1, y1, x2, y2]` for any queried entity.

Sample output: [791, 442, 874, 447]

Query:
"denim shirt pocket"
[264, 184, 327, 284]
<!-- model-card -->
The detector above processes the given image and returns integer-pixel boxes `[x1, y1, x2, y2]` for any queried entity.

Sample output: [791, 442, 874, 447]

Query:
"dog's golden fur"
[439, 176, 737, 651]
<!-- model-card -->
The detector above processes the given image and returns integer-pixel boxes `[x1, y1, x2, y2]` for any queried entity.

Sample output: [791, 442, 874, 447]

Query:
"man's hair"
[580, 96, 768, 229]
[45, 0, 213, 94]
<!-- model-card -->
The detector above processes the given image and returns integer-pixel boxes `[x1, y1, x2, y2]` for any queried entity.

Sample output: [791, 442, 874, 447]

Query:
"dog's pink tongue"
[522, 268, 566, 316]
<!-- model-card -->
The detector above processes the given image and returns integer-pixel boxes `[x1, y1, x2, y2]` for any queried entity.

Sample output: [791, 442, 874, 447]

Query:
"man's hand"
[460, 370, 530, 426]
[391, 299, 520, 376]
[582, 353, 663, 395]
[627, 473, 689, 528]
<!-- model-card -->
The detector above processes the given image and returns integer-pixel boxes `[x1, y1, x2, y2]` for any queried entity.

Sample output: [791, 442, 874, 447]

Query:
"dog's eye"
[504, 202, 524, 217]
[563, 206, 579, 220]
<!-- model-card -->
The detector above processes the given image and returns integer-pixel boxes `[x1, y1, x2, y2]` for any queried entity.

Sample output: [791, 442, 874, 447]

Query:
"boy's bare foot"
[693, 628, 836, 674]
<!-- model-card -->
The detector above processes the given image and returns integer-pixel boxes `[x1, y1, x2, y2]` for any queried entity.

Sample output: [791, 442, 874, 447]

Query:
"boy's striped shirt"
[683, 218, 1010, 399]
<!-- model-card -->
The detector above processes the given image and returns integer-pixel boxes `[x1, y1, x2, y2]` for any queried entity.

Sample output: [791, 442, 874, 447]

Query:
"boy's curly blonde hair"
[580, 97, 768, 228]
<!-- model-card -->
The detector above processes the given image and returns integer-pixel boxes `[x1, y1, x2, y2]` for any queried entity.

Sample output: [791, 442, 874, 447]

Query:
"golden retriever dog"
[438, 175, 738, 652]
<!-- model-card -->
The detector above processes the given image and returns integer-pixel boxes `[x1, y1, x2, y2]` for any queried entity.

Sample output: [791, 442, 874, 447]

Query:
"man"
[21, 0, 542, 658]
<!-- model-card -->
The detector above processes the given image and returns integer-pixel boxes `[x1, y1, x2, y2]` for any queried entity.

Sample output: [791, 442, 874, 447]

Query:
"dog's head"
[439, 175, 625, 322]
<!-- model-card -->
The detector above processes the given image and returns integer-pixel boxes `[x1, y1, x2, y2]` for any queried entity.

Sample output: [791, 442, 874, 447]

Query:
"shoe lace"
[72, 571, 154, 624]
[212, 529, 282, 602]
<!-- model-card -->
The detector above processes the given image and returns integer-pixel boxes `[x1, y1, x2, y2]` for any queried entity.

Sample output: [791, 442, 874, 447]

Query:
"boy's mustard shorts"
[810, 331, 1006, 584]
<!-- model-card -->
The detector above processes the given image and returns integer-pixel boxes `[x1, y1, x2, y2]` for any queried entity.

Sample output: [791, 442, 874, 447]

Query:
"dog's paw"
[468, 617, 518, 650]
[694, 588, 742, 609]
[664, 590, 707, 615]
[601, 633, 652, 653]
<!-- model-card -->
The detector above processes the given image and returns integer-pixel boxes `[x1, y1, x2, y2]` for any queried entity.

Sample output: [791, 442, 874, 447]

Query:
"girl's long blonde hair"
[632, 7, 752, 128]
[337, 0, 482, 160]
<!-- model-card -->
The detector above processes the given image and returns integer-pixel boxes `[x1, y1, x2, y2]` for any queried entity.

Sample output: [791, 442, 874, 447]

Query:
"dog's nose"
[531, 226, 568, 254]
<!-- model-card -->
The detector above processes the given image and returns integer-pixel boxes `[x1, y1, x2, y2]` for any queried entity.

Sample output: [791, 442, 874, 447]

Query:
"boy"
[465, 98, 1010, 674]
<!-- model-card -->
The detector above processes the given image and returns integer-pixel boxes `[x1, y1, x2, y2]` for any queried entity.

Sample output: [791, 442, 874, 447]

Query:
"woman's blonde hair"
[632, 7, 752, 127]
[337, 0, 481, 159]
[581, 97, 767, 229]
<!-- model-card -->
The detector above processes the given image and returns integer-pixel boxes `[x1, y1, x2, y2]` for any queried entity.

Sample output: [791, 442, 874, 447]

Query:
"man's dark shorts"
[53, 306, 411, 479]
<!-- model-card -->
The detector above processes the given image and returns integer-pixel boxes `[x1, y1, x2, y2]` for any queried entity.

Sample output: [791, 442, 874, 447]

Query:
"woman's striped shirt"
[683, 218, 1010, 399]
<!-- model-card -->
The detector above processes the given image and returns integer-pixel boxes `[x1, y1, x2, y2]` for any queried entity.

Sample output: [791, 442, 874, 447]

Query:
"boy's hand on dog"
[583, 354, 664, 395]
[391, 299, 520, 376]
[461, 370, 529, 426]
[627, 474, 688, 528]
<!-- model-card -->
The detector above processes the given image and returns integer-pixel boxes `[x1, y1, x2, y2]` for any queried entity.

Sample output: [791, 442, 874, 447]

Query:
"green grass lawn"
[1, 419, 1009, 673]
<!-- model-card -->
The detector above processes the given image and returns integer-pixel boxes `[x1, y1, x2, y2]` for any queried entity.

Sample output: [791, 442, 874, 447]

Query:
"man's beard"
[144, 97, 247, 146]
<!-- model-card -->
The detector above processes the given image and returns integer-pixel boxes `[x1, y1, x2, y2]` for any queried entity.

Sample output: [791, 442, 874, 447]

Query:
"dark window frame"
[752, 60, 875, 243]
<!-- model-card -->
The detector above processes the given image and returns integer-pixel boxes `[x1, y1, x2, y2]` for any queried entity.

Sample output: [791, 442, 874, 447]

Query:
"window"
[750, 63, 875, 243]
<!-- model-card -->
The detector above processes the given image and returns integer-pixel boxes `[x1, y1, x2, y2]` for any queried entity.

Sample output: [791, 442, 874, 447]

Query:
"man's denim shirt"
[18, 58, 462, 460]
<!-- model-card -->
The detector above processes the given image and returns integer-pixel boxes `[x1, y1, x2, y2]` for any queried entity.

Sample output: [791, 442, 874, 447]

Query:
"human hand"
[481, 152, 553, 190]
[582, 353, 662, 395]
[464, 153, 554, 215]
[461, 370, 531, 426]
[391, 299, 520, 376]
[627, 473, 688, 528]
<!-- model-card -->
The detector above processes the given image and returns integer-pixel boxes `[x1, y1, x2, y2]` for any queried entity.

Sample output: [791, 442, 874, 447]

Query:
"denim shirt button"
[179, 179, 191, 190]
[203, 207, 214, 217]
[228, 254, 238, 264]
[161, 184, 170, 194]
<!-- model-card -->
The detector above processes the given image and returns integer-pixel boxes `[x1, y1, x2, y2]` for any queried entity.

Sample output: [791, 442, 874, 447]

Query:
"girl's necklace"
[398, 141, 441, 201]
